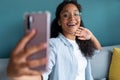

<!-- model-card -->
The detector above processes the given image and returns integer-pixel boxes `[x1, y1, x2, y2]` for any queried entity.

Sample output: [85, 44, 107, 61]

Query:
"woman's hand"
[75, 27, 93, 40]
[7, 29, 47, 80]
[75, 27, 102, 50]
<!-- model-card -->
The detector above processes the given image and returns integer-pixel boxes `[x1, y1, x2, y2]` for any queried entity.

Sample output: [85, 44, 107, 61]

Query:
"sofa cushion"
[109, 48, 120, 80]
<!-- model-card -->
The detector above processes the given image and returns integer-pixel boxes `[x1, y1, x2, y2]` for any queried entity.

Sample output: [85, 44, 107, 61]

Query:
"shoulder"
[49, 37, 62, 47]
[50, 37, 60, 43]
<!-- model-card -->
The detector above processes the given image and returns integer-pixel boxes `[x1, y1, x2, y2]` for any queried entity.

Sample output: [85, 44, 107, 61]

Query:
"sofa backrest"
[91, 45, 120, 80]
[1, 45, 120, 80]
[0, 59, 9, 80]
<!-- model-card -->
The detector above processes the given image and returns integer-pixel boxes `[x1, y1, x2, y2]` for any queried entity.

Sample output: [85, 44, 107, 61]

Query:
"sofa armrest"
[91, 44, 120, 79]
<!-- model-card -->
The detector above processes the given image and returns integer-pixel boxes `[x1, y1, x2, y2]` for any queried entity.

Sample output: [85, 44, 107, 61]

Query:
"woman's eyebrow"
[61, 10, 69, 14]
[61, 10, 79, 14]
[74, 10, 80, 12]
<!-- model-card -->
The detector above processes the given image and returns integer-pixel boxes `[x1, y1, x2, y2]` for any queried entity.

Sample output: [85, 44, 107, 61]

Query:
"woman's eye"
[63, 14, 69, 18]
[74, 13, 80, 16]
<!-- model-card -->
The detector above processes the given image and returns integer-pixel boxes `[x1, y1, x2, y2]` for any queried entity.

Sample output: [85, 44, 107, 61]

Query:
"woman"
[7, 1, 102, 80]
[43, 1, 101, 80]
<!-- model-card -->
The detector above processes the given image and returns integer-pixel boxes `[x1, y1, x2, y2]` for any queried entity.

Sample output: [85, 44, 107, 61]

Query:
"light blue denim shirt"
[42, 33, 94, 80]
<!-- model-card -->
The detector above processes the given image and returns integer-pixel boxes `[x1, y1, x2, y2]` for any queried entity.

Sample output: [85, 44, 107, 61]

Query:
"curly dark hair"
[50, 1, 95, 57]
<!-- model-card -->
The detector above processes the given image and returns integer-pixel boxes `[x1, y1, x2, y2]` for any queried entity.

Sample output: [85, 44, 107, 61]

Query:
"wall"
[79, 0, 120, 46]
[0, 0, 120, 58]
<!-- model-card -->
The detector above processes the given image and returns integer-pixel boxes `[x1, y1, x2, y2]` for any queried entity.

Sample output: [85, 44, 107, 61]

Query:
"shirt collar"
[58, 33, 72, 46]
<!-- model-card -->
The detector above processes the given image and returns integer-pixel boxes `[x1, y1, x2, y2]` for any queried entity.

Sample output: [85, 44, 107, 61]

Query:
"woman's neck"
[63, 33, 76, 40]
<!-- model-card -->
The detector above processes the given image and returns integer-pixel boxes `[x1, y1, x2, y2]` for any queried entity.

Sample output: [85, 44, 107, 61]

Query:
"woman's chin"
[67, 31, 76, 35]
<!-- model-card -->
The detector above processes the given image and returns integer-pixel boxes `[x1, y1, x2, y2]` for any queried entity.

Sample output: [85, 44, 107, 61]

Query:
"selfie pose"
[7, 1, 102, 80]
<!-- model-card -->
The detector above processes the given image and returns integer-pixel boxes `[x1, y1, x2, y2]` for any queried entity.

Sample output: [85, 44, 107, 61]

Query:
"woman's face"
[58, 3, 81, 36]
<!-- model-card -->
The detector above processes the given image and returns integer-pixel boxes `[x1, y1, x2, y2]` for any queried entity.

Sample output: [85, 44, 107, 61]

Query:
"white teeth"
[68, 23, 76, 26]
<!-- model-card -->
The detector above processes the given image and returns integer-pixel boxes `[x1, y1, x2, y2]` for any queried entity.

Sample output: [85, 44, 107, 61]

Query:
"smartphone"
[24, 11, 51, 71]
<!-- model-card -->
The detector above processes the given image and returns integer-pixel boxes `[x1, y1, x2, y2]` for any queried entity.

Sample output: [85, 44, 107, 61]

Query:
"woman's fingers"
[22, 43, 47, 58]
[20, 68, 41, 76]
[27, 58, 48, 68]
[13, 29, 36, 55]
[75, 28, 86, 36]
[75, 27, 92, 40]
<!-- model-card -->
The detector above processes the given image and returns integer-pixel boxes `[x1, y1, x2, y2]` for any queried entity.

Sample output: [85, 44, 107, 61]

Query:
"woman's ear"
[58, 20, 61, 26]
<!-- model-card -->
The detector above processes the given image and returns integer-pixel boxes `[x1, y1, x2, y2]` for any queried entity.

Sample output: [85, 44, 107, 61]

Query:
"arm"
[90, 34, 102, 50]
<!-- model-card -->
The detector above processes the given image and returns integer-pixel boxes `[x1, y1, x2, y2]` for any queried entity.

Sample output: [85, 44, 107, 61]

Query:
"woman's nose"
[69, 14, 75, 20]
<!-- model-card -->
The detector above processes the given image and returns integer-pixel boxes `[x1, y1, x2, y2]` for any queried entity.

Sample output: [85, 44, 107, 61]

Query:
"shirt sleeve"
[42, 40, 56, 80]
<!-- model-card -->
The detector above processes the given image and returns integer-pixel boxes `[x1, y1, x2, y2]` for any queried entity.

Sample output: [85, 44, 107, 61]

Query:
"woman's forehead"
[61, 4, 79, 12]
